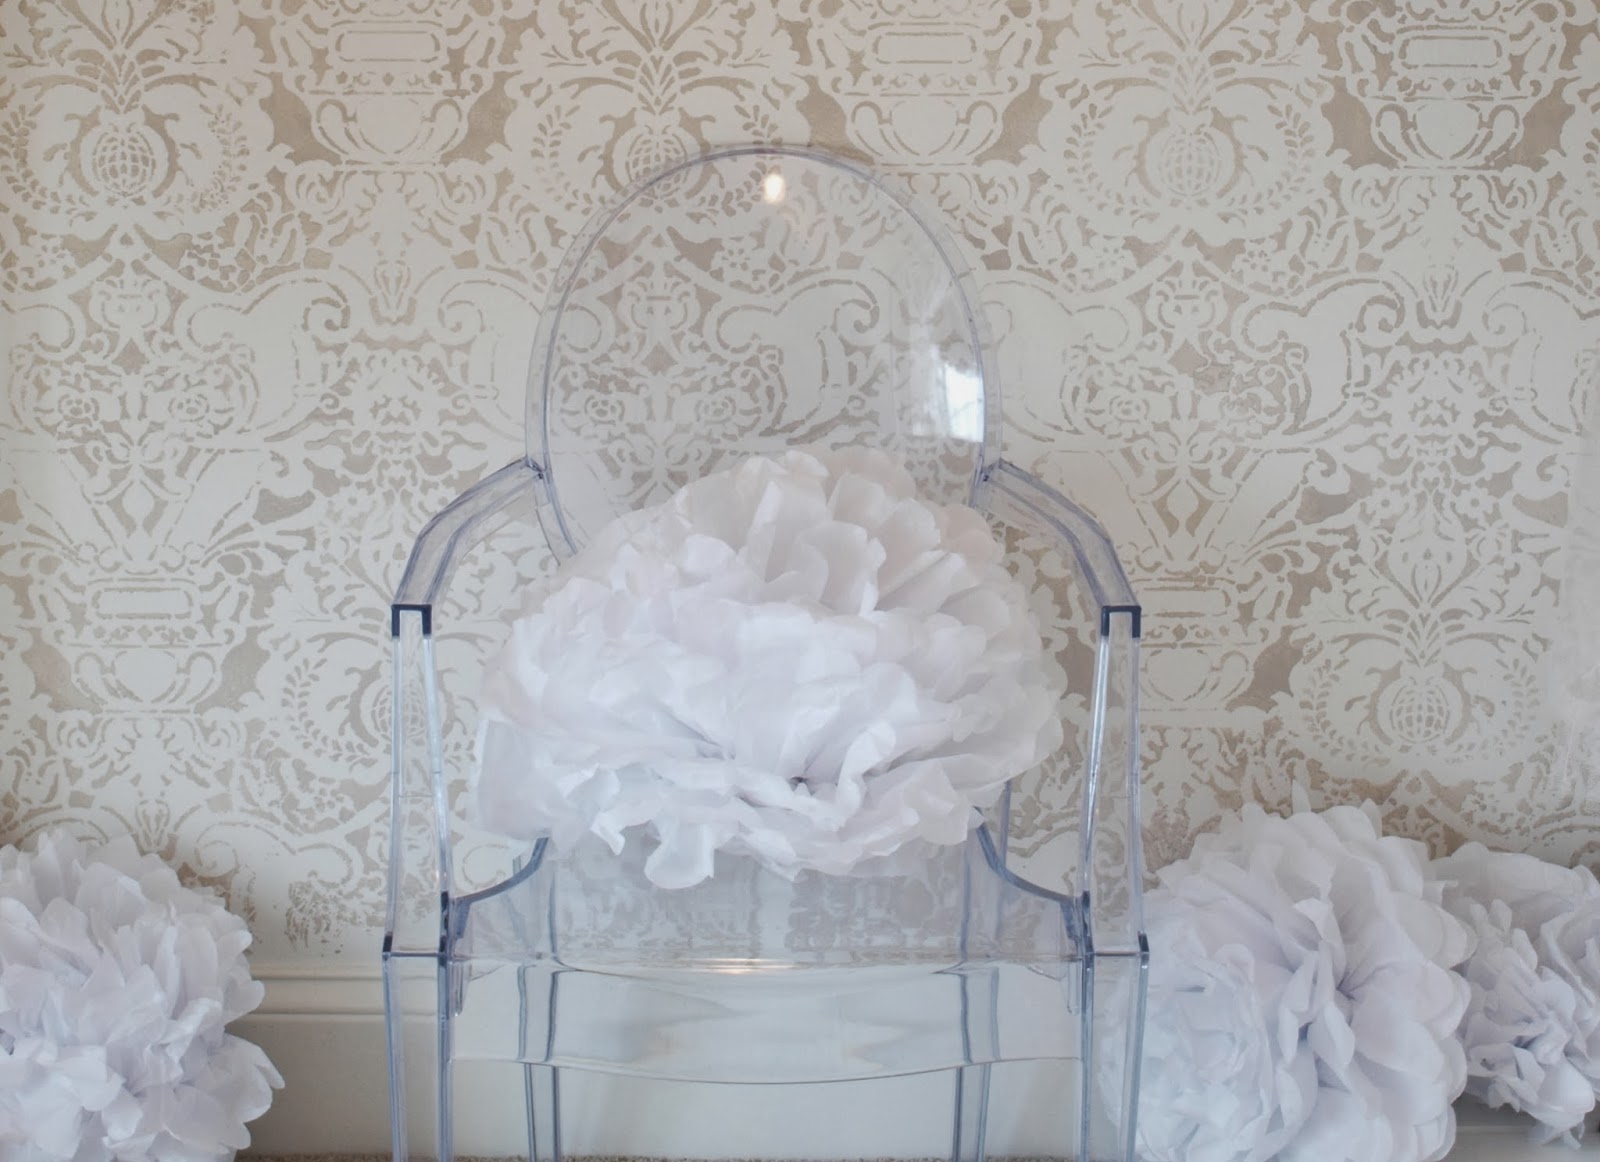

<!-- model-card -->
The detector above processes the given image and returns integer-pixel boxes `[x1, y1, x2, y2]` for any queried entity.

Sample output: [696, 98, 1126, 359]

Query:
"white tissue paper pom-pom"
[1432, 842, 1600, 1143]
[1137, 804, 1473, 1162]
[0, 830, 283, 1162]
[475, 446, 1063, 887]
[1133, 891, 1316, 1162]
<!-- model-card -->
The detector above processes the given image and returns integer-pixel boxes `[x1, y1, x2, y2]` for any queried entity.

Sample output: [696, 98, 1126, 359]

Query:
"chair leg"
[525, 1064, 560, 1162]
[437, 968, 455, 1162]
[954, 960, 999, 1162]
[952, 1063, 991, 1162]
[385, 948, 455, 1161]
[382, 960, 409, 1162]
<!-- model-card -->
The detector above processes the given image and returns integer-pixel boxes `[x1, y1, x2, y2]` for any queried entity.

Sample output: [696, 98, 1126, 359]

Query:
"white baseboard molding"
[255, 963, 387, 1018]
[238, 966, 1600, 1160]
[237, 965, 391, 1155]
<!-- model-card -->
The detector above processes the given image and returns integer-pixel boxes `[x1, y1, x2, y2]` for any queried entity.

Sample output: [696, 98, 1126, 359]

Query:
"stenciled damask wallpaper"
[3, 0, 1599, 964]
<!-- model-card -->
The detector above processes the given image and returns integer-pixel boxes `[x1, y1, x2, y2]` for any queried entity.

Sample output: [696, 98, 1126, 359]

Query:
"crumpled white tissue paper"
[1136, 803, 1474, 1162]
[475, 446, 1062, 887]
[0, 830, 282, 1162]
[1432, 842, 1600, 1144]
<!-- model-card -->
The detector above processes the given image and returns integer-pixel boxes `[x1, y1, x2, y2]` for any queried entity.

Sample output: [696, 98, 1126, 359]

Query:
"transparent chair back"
[386, 145, 1147, 1162]
[534, 147, 995, 551]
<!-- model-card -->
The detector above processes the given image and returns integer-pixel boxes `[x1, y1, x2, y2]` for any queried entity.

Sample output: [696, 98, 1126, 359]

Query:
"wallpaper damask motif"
[1, 0, 1598, 963]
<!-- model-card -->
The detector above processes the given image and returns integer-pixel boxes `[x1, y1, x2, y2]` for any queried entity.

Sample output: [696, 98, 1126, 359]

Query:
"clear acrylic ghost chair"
[385, 145, 1146, 1162]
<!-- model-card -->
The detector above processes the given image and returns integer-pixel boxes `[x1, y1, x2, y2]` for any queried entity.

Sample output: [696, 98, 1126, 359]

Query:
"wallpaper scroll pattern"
[1, 0, 1598, 962]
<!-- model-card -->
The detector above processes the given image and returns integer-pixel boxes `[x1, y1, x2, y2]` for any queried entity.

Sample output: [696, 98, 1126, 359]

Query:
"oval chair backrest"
[527, 145, 1001, 557]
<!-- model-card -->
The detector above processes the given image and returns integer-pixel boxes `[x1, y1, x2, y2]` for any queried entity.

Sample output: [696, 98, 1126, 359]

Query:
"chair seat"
[446, 826, 1087, 1083]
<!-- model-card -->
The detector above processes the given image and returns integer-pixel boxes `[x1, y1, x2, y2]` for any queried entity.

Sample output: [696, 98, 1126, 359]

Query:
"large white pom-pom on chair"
[384, 146, 1147, 1161]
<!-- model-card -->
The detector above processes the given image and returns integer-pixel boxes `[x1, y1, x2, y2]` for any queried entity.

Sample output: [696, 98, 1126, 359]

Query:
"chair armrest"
[386, 458, 548, 956]
[393, 458, 549, 616]
[983, 459, 1145, 951]
[986, 459, 1139, 629]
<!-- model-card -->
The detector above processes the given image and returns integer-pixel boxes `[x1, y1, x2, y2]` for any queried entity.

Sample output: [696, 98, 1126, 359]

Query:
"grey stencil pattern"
[1, 0, 1597, 964]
